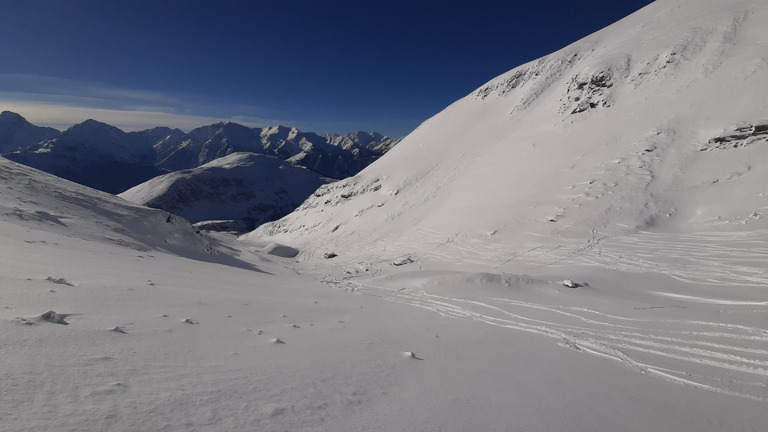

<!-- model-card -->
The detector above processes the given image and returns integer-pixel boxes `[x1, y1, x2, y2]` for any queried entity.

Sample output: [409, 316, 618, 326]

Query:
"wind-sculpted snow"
[0, 156, 226, 261]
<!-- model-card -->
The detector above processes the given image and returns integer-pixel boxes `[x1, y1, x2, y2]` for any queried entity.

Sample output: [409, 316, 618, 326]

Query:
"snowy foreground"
[2, 159, 767, 431]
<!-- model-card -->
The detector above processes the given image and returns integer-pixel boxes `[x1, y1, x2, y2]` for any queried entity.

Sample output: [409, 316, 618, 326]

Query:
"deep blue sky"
[0, 0, 654, 136]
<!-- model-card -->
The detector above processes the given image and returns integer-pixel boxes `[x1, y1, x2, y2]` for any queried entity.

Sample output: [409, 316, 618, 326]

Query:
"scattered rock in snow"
[42, 310, 70, 324]
[18, 310, 70, 325]
[561, 60, 628, 115]
[182, 318, 199, 324]
[291, 324, 301, 328]
[392, 256, 415, 266]
[562, 279, 581, 288]
[699, 123, 768, 151]
[324, 252, 338, 259]
[271, 338, 286, 344]
[403, 351, 423, 360]
[46, 277, 74, 286]
[111, 326, 127, 334]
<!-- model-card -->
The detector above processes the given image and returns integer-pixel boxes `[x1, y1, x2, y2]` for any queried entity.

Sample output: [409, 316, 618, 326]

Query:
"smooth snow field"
[3, 0, 768, 430]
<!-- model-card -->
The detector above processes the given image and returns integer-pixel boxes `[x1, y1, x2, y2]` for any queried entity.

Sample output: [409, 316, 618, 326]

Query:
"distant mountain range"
[0, 111, 60, 154]
[0, 111, 401, 231]
[0, 111, 401, 193]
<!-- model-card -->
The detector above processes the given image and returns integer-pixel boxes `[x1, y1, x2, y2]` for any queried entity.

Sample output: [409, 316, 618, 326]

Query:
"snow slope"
[2, 155, 767, 431]
[119, 152, 331, 230]
[0, 156, 222, 260]
[249, 0, 768, 262]
[242, 0, 768, 408]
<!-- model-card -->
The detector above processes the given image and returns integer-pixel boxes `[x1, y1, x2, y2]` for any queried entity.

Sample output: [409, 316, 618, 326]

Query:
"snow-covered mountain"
[4, 119, 167, 194]
[155, 122, 401, 179]
[248, 0, 768, 267]
[237, 0, 768, 409]
[2, 114, 401, 194]
[0, 110, 60, 154]
[120, 152, 331, 231]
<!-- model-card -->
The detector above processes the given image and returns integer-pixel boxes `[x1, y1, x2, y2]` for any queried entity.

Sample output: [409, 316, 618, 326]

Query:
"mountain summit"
[0, 110, 60, 153]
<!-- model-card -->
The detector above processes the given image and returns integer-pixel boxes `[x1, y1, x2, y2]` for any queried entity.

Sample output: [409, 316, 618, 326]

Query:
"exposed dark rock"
[700, 123, 768, 151]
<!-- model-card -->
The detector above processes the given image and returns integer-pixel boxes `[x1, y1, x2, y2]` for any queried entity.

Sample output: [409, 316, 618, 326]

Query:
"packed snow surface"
[3, 0, 768, 430]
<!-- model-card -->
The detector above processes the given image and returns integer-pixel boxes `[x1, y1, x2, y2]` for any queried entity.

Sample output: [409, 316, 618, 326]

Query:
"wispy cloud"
[0, 74, 291, 131]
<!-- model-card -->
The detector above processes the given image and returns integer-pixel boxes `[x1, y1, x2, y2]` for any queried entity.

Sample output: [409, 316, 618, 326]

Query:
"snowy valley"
[2, 0, 768, 430]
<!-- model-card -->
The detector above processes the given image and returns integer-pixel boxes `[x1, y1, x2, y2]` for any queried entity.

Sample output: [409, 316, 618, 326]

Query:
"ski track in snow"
[575, 229, 768, 287]
[348, 226, 768, 289]
[328, 277, 768, 401]
[315, 227, 768, 401]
